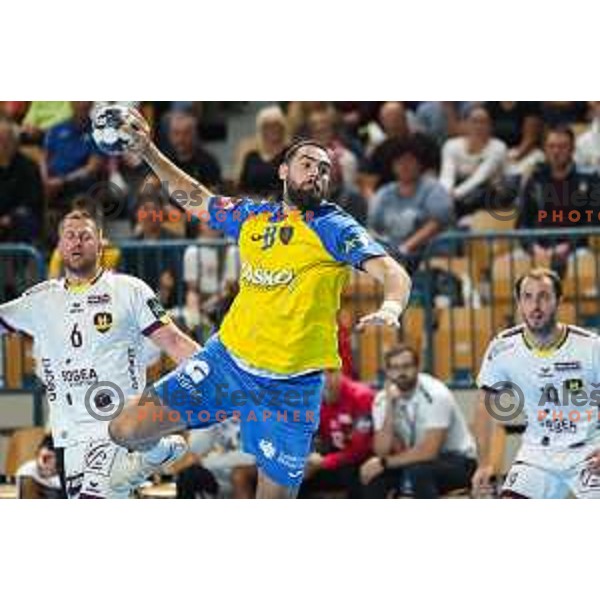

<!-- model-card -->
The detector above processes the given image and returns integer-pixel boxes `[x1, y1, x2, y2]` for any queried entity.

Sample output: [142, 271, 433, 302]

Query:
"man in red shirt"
[299, 370, 374, 498]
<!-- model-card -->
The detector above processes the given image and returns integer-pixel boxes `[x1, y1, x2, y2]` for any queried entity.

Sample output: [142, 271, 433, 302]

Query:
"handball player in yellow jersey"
[109, 109, 412, 498]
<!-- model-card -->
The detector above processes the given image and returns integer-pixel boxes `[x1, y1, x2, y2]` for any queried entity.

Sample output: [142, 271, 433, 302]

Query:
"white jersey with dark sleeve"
[0, 270, 171, 447]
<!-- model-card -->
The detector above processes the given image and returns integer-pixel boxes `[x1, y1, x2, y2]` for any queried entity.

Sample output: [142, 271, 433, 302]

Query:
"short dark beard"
[284, 180, 325, 213]
[525, 315, 558, 342]
[393, 376, 418, 394]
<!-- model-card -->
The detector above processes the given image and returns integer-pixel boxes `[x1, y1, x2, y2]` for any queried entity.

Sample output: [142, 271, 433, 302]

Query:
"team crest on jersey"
[93, 312, 113, 333]
[279, 225, 294, 245]
[565, 378, 584, 392]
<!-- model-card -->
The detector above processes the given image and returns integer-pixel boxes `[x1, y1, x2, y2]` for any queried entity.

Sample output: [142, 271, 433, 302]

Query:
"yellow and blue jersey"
[207, 196, 387, 374]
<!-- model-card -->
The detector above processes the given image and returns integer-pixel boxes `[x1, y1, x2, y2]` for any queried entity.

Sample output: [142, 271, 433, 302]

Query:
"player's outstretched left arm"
[356, 256, 411, 330]
[149, 322, 201, 364]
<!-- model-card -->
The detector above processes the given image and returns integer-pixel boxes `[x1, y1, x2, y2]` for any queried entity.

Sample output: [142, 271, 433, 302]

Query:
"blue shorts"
[152, 336, 324, 488]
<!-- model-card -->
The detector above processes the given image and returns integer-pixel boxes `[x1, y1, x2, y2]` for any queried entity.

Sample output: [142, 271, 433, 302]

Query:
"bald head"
[168, 112, 198, 159]
[379, 102, 408, 138]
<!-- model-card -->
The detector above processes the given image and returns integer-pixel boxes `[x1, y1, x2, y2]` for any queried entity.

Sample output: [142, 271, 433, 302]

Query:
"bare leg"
[231, 465, 257, 499]
[109, 396, 185, 451]
[256, 469, 299, 499]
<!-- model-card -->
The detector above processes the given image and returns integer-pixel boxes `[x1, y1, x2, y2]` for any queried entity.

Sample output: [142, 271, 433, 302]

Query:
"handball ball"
[91, 105, 133, 156]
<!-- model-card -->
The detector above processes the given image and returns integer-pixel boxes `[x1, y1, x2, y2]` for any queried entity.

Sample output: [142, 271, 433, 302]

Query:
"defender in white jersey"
[473, 268, 600, 499]
[0, 210, 199, 498]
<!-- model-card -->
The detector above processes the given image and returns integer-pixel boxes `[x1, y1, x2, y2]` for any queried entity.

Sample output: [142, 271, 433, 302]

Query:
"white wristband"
[380, 300, 404, 321]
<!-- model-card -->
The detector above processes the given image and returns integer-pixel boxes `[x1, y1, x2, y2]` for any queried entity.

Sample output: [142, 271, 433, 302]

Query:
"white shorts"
[502, 442, 600, 499]
[63, 438, 128, 499]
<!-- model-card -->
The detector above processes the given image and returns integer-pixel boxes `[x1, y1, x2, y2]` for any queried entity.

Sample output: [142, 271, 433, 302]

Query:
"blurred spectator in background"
[365, 101, 419, 155]
[285, 101, 330, 138]
[16, 434, 64, 499]
[440, 105, 507, 219]
[168, 288, 212, 342]
[540, 101, 588, 127]
[1, 102, 30, 122]
[575, 101, 600, 174]
[127, 192, 182, 307]
[332, 101, 382, 156]
[183, 219, 238, 302]
[300, 370, 374, 498]
[307, 105, 359, 191]
[517, 125, 599, 273]
[360, 345, 477, 499]
[180, 219, 240, 338]
[234, 105, 288, 198]
[0, 117, 43, 243]
[416, 101, 471, 145]
[365, 102, 438, 192]
[485, 101, 544, 179]
[18, 101, 73, 144]
[175, 419, 256, 499]
[368, 138, 452, 273]
[329, 179, 369, 225]
[42, 101, 104, 230]
[163, 111, 222, 188]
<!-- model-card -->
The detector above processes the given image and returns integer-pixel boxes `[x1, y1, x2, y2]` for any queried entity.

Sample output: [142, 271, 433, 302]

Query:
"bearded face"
[280, 144, 332, 212]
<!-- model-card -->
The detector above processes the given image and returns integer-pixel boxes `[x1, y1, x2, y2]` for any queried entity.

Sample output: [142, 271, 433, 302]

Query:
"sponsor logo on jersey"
[41, 358, 57, 402]
[276, 451, 304, 470]
[147, 297, 168, 322]
[93, 312, 113, 333]
[340, 231, 370, 255]
[240, 262, 295, 288]
[87, 293, 111, 306]
[554, 361, 582, 371]
[184, 359, 211, 385]
[127, 347, 140, 391]
[61, 367, 99, 387]
[69, 302, 84, 315]
[538, 366, 554, 378]
[259, 439, 276, 460]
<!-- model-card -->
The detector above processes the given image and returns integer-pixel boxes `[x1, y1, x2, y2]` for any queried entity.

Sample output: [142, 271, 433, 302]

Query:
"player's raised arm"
[356, 255, 412, 330]
[123, 108, 213, 214]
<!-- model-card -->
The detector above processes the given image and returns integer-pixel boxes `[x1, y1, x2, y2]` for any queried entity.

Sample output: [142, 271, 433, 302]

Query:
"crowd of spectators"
[2, 100, 600, 279]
